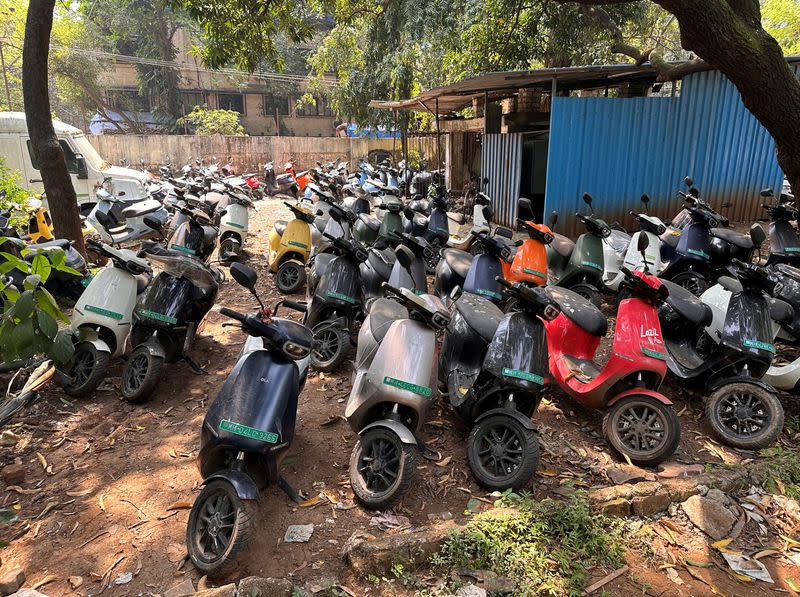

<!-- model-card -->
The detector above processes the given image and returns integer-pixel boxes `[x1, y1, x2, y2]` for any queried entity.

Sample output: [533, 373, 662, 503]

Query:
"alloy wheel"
[193, 488, 236, 560]
[614, 402, 668, 455]
[358, 436, 401, 493]
[717, 390, 770, 437]
[475, 423, 524, 478]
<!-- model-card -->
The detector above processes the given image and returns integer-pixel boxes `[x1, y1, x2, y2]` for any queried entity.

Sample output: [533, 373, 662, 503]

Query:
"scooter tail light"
[543, 304, 560, 321]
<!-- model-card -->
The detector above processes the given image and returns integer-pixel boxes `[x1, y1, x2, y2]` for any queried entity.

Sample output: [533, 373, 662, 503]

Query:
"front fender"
[361, 419, 417, 445]
[81, 337, 111, 354]
[137, 336, 166, 359]
[607, 388, 673, 407]
[707, 376, 777, 395]
[202, 470, 259, 500]
[475, 407, 537, 431]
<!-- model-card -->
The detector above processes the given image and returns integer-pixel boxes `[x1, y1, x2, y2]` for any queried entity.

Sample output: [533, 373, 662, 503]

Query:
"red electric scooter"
[543, 235, 681, 465]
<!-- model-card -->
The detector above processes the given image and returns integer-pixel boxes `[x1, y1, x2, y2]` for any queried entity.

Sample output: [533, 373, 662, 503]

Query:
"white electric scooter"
[88, 185, 170, 246]
[756, 263, 800, 392]
[62, 240, 152, 397]
[603, 195, 668, 291]
[216, 185, 254, 261]
[446, 192, 492, 253]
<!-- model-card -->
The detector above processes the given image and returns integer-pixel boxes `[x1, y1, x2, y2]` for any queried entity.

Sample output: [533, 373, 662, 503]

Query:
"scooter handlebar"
[281, 300, 307, 313]
[219, 307, 247, 323]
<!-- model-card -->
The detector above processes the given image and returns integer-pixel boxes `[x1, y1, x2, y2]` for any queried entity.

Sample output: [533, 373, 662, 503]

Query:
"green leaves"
[50, 330, 75, 365]
[30, 254, 52, 282]
[176, 107, 245, 136]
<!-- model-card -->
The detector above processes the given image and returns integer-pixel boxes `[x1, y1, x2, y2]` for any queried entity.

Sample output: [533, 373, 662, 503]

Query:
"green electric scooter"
[545, 193, 611, 307]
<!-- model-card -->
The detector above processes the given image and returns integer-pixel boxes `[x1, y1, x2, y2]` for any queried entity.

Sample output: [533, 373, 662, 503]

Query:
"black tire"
[219, 237, 240, 262]
[63, 342, 110, 398]
[570, 283, 602, 309]
[310, 325, 348, 372]
[603, 395, 681, 466]
[350, 427, 415, 510]
[275, 261, 306, 294]
[186, 479, 255, 579]
[503, 297, 520, 313]
[467, 414, 539, 490]
[704, 383, 783, 449]
[121, 346, 164, 403]
[671, 270, 708, 296]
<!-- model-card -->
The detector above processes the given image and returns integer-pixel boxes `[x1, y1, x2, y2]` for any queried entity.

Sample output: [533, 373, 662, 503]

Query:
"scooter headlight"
[283, 341, 310, 360]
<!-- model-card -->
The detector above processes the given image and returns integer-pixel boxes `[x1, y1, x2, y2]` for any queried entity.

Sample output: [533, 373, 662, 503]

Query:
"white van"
[0, 112, 149, 215]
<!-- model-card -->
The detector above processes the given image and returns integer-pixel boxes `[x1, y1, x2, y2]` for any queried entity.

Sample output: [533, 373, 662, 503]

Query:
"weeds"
[430, 493, 625, 597]
[760, 446, 800, 498]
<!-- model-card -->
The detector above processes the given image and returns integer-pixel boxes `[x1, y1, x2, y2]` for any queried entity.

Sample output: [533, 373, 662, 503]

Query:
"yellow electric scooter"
[268, 201, 317, 293]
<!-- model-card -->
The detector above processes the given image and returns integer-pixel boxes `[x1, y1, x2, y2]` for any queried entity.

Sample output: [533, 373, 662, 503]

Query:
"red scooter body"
[545, 281, 668, 409]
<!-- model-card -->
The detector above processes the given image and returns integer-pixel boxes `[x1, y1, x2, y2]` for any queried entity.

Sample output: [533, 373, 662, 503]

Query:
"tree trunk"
[655, 0, 800, 198]
[22, 0, 86, 257]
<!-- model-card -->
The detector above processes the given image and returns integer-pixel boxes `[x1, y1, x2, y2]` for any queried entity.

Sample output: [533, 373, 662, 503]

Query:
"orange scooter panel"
[507, 221, 551, 286]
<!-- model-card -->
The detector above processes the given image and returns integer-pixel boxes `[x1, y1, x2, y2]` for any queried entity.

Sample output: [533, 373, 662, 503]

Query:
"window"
[218, 93, 245, 114]
[295, 96, 334, 118]
[263, 93, 289, 116]
[178, 92, 208, 114]
[27, 140, 80, 174]
[106, 89, 149, 112]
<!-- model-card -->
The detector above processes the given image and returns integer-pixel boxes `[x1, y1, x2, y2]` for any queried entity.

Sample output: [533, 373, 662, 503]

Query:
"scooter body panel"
[463, 254, 505, 303]
[553, 233, 604, 288]
[545, 297, 666, 408]
[768, 219, 800, 263]
[219, 202, 249, 240]
[72, 266, 138, 357]
[660, 221, 711, 278]
[269, 218, 312, 272]
[169, 220, 206, 257]
[346, 318, 436, 434]
[307, 256, 362, 329]
[387, 256, 427, 294]
[508, 239, 548, 286]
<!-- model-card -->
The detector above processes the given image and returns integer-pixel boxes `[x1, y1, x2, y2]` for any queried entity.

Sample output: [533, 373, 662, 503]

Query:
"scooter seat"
[413, 214, 428, 228]
[659, 279, 713, 326]
[551, 233, 575, 258]
[711, 227, 753, 250]
[544, 286, 608, 337]
[274, 220, 288, 236]
[367, 248, 394, 280]
[366, 297, 410, 343]
[29, 238, 70, 250]
[442, 248, 473, 278]
[359, 213, 381, 232]
[455, 291, 503, 342]
[774, 263, 800, 283]
[769, 297, 794, 326]
[202, 191, 225, 209]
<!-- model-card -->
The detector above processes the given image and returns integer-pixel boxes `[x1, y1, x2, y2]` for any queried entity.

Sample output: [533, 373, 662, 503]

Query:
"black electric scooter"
[438, 278, 558, 490]
[760, 187, 800, 265]
[658, 260, 785, 448]
[434, 230, 512, 303]
[360, 233, 430, 302]
[186, 263, 313, 578]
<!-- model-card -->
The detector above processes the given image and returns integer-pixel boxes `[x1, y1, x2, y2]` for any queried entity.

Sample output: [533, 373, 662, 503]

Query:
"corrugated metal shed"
[481, 133, 523, 227]
[544, 69, 789, 238]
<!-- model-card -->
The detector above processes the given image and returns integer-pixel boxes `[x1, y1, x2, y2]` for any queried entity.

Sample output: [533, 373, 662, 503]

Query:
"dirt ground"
[0, 198, 799, 596]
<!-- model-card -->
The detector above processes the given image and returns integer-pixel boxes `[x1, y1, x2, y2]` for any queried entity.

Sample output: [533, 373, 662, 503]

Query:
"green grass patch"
[760, 446, 800, 499]
[430, 492, 626, 597]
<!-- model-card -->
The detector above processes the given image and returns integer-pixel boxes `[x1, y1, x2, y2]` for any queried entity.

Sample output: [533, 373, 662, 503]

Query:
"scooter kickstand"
[278, 475, 306, 503]
[184, 355, 207, 375]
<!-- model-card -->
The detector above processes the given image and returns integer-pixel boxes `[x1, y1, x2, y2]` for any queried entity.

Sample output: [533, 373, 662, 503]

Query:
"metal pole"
[401, 111, 409, 198]
[435, 97, 441, 178]
[0, 41, 12, 110]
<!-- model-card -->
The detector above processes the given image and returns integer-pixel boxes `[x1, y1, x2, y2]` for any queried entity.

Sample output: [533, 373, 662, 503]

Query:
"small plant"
[177, 106, 245, 136]
[760, 446, 800, 498]
[0, 243, 78, 365]
[406, 148, 422, 170]
[0, 158, 34, 231]
[432, 493, 625, 597]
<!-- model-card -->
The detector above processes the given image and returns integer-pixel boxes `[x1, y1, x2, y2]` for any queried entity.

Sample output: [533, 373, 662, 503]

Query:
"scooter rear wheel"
[704, 383, 783, 449]
[670, 270, 708, 296]
[63, 342, 110, 398]
[275, 261, 306, 294]
[467, 414, 539, 490]
[310, 325, 348, 372]
[121, 346, 164, 403]
[603, 395, 680, 466]
[350, 427, 415, 510]
[219, 237, 241, 262]
[569, 283, 602, 309]
[186, 479, 255, 579]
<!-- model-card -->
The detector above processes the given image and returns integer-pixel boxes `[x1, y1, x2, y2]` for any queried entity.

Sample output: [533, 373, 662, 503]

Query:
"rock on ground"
[680, 494, 737, 540]
[0, 567, 25, 595]
[236, 576, 294, 596]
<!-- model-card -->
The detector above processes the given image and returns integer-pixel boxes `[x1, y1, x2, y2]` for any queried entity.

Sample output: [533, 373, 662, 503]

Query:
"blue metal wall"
[481, 133, 523, 227]
[544, 70, 786, 238]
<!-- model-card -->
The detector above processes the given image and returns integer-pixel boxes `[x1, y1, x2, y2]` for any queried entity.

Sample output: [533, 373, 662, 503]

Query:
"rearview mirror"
[640, 194, 650, 205]
[582, 192, 593, 206]
[684, 176, 694, 187]
[760, 188, 774, 198]
[549, 211, 558, 229]
[403, 207, 415, 220]
[637, 232, 650, 253]
[231, 262, 258, 292]
[143, 216, 163, 232]
[482, 205, 492, 222]
[75, 155, 88, 180]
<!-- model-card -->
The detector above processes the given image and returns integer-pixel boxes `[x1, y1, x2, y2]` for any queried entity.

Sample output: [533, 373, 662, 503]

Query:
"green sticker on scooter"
[502, 368, 544, 385]
[84, 305, 123, 320]
[288, 241, 308, 249]
[786, 247, 800, 253]
[139, 309, 177, 325]
[227, 222, 245, 229]
[687, 248, 710, 260]
[219, 419, 279, 443]
[170, 244, 196, 255]
[327, 290, 357, 304]
[641, 346, 667, 360]
[80, 276, 93, 288]
[475, 288, 502, 300]
[383, 376, 432, 397]
[743, 339, 776, 353]
[581, 260, 602, 271]
[522, 268, 546, 277]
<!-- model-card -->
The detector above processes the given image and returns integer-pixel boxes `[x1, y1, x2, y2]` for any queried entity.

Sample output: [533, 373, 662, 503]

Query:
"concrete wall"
[87, 134, 439, 174]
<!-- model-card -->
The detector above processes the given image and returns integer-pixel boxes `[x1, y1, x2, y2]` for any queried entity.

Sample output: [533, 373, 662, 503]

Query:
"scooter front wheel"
[310, 325, 348, 372]
[350, 427, 415, 510]
[569, 283, 602, 308]
[603, 395, 680, 466]
[63, 342, 110, 398]
[219, 237, 241, 262]
[186, 479, 255, 579]
[704, 383, 783, 449]
[467, 414, 539, 490]
[275, 261, 306, 294]
[121, 346, 164, 403]
[670, 270, 708, 296]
